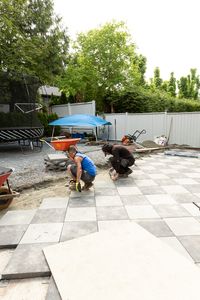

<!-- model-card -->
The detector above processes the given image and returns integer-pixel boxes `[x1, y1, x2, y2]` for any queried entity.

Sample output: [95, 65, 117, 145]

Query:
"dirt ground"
[0, 177, 69, 218]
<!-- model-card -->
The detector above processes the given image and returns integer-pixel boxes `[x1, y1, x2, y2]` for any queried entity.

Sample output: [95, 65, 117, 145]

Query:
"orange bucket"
[51, 138, 81, 151]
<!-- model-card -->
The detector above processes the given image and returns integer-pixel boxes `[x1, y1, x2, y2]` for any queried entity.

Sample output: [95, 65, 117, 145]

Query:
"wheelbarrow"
[40, 138, 81, 152]
[0, 167, 20, 210]
[50, 138, 81, 151]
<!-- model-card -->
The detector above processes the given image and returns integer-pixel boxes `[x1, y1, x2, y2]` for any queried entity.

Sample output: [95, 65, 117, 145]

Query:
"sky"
[53, 0, 200, 81]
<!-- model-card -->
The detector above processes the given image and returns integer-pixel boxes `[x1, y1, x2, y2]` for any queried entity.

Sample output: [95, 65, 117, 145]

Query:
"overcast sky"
[53, 0, 200, 81]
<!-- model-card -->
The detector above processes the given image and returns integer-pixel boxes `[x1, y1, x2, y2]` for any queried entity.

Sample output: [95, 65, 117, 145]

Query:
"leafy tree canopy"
[0, 0, 69, 83]
[57, 21, 146, 111]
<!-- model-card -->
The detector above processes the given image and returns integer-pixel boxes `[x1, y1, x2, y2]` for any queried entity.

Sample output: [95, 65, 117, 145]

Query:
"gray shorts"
[70, 165, 95, 183]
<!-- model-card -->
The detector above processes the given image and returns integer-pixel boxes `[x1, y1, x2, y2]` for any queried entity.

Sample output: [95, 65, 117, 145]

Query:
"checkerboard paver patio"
[2, 153, 200, 282]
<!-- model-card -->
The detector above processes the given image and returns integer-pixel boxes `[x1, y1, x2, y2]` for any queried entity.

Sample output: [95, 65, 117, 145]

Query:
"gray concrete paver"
[1, 243, 54, 279]
[31, 208, 67, 224]
[178, 235, 200, 263]
[135, 219, 174, 237]
[60, 221, 97, 242]
[0, 225, 28, 248]
[68, 196, 95, 207]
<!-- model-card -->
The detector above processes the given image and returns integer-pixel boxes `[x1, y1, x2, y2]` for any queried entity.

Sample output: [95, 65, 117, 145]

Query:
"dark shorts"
[109, 156, 135, 174]
[70, 165, 95, 183]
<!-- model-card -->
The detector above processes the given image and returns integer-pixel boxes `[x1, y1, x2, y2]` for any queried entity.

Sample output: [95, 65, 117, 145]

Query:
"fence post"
[92, 100, 96, 115]
[125, 112, 128, 135]
[165, 110, 167, 137]
[68, 102, 71, 115]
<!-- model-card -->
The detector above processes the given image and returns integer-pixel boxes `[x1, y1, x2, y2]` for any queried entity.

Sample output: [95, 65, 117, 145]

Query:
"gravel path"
[0, 142, 108, 190]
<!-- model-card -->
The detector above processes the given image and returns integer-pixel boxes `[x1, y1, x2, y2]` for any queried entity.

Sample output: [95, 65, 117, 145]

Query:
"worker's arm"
[74, 156, 82, 183]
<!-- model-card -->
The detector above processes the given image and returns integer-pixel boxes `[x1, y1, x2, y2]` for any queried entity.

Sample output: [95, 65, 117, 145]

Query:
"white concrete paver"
[44, 223, 200, 300]
[164, 217, 200, 236]
[65, 207, 97, 221]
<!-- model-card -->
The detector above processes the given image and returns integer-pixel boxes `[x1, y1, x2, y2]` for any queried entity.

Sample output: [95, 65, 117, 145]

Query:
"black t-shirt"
[111, 145, 134, 161]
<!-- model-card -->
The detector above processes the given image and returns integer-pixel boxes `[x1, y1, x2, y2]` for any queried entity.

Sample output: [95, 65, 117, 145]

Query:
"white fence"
[104, 112, 200, 147]
[51, 101, 96, 117]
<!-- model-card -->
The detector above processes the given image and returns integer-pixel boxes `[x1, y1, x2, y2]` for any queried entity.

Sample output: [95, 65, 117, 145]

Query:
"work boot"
[126, 168, 133, 175]
[118, 173, 128, 178]
[69, 180, 76, 191]
[82, 182, 93, 190]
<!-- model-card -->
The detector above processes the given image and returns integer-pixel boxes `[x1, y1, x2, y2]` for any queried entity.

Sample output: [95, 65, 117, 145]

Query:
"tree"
[57, 21, 146, 111]
[0, 0, 69, 83]
[167, 72, 176, 97]
[177, 69, 200, 99]
[149, 67, 163, 90]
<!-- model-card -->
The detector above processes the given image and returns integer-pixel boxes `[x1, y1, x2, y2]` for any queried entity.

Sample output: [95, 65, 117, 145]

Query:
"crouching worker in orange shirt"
[67, 145, 96, 192]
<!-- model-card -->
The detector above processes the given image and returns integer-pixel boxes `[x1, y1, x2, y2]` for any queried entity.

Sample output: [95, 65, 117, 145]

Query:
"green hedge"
[111, 87, 200, 113]
[37, 112, 60, 137]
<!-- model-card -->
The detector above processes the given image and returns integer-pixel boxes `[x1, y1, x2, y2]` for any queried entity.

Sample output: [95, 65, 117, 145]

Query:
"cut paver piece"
[2, 243, 54, 279]
[44, 223, 200, 300]
[0, 225, 28, 248]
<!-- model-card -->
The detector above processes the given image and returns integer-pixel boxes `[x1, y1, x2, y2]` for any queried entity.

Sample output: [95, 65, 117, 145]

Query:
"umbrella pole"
[94, 128, 97, 141]
[51, 126, 55, 141]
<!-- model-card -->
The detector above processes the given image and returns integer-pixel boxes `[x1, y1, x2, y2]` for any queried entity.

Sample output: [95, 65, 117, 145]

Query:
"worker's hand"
[76, 182, 82, 192]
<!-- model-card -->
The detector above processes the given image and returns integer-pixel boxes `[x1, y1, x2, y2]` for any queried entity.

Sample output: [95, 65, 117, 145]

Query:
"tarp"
[49, 114, 111, 127]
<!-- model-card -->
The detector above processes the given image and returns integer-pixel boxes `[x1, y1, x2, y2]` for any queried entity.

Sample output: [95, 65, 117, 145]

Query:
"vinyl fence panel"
[51, 101, 95, 117]
[104, 112, 200, 147]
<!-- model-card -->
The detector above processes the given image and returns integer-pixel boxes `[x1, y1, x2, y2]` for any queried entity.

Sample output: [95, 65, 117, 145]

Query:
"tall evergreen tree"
[149, 67, 163, 90]
[167, 72, 176, 97]
[178, 69, 200, 99]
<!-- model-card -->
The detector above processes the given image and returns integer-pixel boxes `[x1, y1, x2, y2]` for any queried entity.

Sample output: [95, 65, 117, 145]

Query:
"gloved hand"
[75, 182, 82, 192]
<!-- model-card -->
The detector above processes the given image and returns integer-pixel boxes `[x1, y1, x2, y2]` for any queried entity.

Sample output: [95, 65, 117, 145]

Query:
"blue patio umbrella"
[49, 114, 111, 127]
[49, 114, 112, 140]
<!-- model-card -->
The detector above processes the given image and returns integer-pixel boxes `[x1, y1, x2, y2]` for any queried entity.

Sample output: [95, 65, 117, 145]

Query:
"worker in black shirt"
[102, 143, 135, 180]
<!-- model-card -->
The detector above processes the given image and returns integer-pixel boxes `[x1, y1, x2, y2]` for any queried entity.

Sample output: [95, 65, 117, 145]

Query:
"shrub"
[37, 112, 61, 137]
